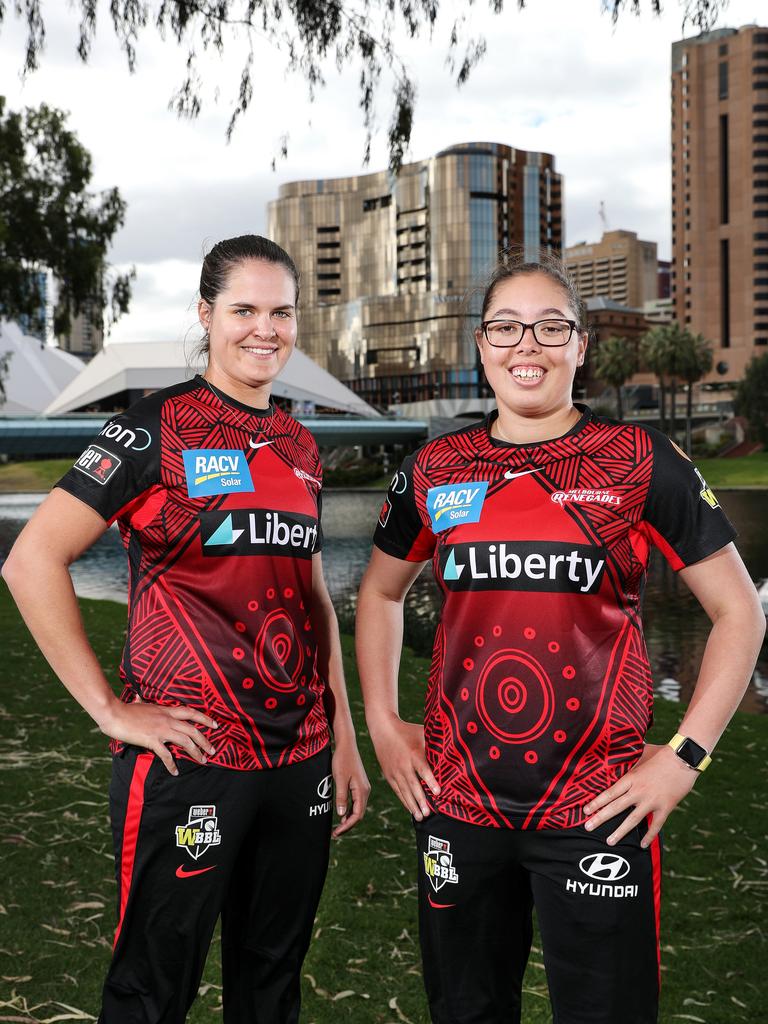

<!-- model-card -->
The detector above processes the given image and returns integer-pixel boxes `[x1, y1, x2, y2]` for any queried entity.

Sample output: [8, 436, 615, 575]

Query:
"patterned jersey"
[56, 376, 329, 770]
[374, 407, 736, 829]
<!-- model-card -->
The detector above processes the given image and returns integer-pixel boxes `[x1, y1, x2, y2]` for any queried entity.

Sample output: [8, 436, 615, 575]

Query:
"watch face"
[676, 737, 708, 769]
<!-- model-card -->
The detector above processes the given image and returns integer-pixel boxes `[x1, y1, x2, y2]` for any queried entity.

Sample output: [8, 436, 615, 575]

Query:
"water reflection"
[1, 489, 766, 712]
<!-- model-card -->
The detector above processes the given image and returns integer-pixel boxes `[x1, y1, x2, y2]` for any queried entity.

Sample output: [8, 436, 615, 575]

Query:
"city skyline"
[0, 0, 762, 345]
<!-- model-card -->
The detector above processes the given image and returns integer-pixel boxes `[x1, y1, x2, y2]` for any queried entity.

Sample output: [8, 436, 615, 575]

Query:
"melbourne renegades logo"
[174, 805, 222, 861]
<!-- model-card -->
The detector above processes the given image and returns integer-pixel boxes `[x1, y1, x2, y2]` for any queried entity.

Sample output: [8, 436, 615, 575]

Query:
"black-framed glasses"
[481, 318, 577, 348]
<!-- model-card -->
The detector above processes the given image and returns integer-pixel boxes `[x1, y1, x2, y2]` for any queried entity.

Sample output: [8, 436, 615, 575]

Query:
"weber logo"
[440, 541, 606, 594]
[200, 509, 318, 559]
[74, 445, 122, 485]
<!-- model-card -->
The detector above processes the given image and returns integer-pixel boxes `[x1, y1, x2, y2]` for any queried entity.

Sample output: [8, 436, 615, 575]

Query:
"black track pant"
[415, 811, 662, 1024]
[99, 745, 333, 1024]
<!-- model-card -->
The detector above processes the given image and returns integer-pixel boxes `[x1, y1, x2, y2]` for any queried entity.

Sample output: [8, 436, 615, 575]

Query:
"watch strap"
[668, 732, 712, 772]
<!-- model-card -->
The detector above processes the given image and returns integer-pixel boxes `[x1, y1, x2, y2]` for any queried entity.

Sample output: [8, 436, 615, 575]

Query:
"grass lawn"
[0, 458, 73, 493]
[2, 452, 768, 494]
[0, 585, 765, 1023]
[696, 452, 768, 488]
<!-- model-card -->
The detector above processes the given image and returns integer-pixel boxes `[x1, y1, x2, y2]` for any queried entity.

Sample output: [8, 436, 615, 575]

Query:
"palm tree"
[640, 323, 690, 441]
[640, 326, 673, 434]
[592, 336, 637, 421]
[680, 332, 713, 455]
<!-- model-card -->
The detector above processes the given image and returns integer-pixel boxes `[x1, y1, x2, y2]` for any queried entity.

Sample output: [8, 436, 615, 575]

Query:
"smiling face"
[197, 258, 298, 404]
[475, 270, 588, 423]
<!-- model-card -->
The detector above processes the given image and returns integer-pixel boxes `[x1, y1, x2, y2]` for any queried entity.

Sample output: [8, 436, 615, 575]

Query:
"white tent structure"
[44, 340, 378, 417]
[0, 321, 84, 415]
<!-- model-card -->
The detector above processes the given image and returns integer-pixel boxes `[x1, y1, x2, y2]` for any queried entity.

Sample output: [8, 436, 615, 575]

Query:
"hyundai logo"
[579, 853, 630, 882]
[317, 775, 333, 800]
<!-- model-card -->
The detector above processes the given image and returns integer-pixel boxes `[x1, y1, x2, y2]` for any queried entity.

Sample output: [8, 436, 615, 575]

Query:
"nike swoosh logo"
[249, 439, 273, 450]
[504, 467, 544, 481]
[427, 894, 456, 909]
[176, 864, 217, 879]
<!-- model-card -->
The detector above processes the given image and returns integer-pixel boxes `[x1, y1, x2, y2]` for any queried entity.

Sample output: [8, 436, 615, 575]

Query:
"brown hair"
[195, 235, 300, 360]
[480, 247, 586, 330]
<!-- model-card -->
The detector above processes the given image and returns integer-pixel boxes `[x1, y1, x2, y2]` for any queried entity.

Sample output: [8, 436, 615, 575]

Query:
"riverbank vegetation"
[0, 585, 765, 1022]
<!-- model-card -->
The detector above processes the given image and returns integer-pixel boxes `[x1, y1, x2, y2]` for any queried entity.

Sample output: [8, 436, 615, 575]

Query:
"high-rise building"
[59, 300, 104, 360]
[565, 230, 658, 308]
[672, 24, 768, 384]
[268, 142, 562, 408]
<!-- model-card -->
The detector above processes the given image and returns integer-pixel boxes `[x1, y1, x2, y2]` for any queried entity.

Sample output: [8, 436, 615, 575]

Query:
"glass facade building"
[268, 142, 562, 407]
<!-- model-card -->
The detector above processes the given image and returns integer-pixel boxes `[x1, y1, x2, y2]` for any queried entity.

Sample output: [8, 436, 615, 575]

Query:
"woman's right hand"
[100, 699, 219, 775]
[369, 712, 440, 820]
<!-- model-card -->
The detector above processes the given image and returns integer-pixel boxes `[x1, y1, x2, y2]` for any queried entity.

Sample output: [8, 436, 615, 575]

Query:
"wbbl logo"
[175, 805, 222, 861]
[182, 449, 255, 497]
[423, 836, 460, 892]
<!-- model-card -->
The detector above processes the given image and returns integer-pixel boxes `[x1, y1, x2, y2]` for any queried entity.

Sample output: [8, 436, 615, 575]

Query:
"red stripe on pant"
[113, 752, 154, 950]
[646, 814, 663, 989]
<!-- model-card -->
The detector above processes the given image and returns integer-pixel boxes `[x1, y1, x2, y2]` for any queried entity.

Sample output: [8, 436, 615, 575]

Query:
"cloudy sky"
[0, 0, 763, 344]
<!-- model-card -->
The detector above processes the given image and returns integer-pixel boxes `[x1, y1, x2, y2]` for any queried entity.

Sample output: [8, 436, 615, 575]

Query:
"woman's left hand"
[582, 742, 699, 848]
[331, 739, 371, 837]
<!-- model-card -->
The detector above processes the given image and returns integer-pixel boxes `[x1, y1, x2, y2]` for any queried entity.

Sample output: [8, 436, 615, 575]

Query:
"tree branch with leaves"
[0, 0, 730, 171]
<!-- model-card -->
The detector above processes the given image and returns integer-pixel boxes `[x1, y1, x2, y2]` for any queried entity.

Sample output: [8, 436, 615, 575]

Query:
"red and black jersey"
[56, 376, 329, 771]
[374, 407, 736, 830]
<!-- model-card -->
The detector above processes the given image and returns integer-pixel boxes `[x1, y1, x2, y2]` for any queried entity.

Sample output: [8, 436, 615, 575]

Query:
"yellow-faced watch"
[667, 733, 712, 772]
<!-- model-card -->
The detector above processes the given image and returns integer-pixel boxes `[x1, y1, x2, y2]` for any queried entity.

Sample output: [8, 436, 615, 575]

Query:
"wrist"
[93, 693, 124, 736]
[330, 719, 357, 746]
[365, 707, 400, 738]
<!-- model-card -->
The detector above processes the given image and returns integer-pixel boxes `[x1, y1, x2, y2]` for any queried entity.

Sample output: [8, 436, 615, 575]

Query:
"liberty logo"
[203, 514, 244, 547]
[175, 805, 222, 861]
[440, 542, 605, 594]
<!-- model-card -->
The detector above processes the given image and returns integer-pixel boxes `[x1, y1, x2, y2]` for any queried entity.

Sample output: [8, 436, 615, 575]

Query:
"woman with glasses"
[355, 252, 763, 1023]
[2, 235, 370, 1022]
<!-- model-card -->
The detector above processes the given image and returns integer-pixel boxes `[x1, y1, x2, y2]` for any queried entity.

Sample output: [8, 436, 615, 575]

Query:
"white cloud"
[1, 0, 764, 341]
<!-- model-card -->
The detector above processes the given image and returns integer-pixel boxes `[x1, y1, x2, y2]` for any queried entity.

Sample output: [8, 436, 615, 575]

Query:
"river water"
[1, 489, 766, 713]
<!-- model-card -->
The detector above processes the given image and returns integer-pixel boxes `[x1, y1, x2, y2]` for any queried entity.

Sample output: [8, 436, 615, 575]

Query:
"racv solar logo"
[440, 541, 606, 594]
[182, 449, 255, 497]
[427, 482, 489, 533]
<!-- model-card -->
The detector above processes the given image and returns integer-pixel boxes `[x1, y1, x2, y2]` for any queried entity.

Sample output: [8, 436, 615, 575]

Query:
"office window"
[719, 62, 728, 99]
[721, 239, 730, 348]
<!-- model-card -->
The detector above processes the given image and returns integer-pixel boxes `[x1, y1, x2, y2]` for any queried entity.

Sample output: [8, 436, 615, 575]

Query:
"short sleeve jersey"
[56, 376, 329, 771]
[374, 407, 736, 829]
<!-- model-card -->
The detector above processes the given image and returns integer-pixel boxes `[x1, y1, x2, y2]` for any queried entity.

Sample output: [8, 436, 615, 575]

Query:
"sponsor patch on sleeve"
[378, 498, 392, 528]
[694, 467, 720, 509]
[182, 449, 255, 497]
[74, 445, 122, 485]
[426, 482, 488, 533]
